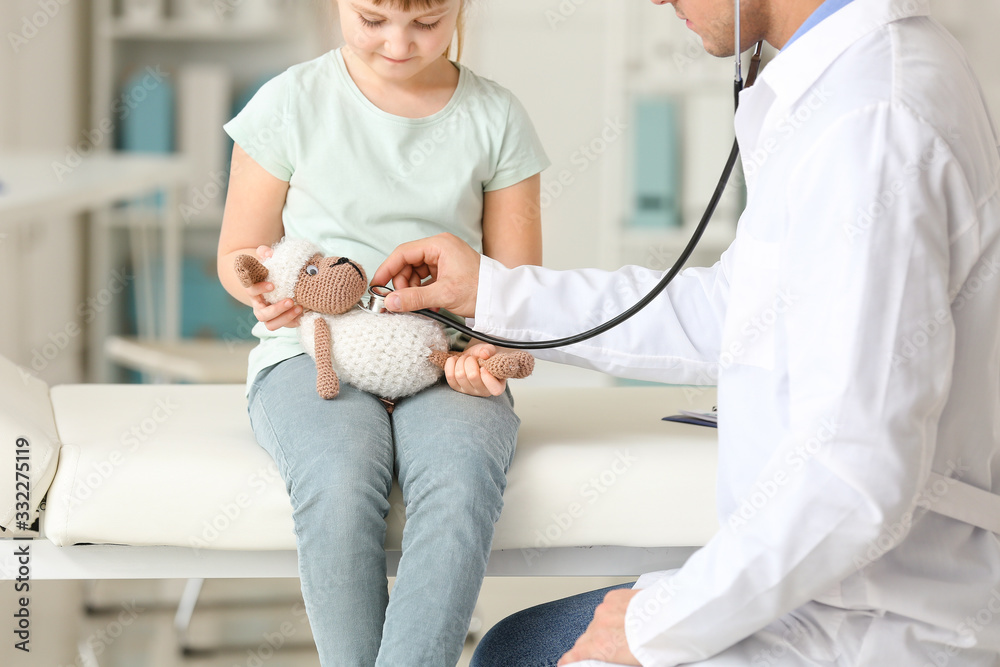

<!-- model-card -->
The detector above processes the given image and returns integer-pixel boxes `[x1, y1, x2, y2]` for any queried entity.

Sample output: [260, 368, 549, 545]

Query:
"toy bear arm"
[234, 254, 269, 288]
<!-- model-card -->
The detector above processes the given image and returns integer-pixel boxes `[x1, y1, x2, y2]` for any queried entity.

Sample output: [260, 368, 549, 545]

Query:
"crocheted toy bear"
[234, 238, 534, 404]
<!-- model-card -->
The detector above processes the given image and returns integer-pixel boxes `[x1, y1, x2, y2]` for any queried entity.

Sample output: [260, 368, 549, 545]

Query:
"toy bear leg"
[313, 317, 341, 399]
[427, 349, 534, 381]
[481, 351, 535, 380]
[427, 349, 461, 369]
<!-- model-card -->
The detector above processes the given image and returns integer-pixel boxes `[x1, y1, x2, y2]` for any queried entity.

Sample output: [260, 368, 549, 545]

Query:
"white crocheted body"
[299, 309, 449, 399]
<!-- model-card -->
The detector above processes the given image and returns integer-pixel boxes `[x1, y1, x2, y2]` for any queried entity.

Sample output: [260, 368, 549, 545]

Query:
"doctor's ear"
[235, 254, 269, 287]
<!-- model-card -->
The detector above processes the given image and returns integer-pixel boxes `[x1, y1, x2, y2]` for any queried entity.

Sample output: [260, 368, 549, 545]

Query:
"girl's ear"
[234, 254, 270, 287]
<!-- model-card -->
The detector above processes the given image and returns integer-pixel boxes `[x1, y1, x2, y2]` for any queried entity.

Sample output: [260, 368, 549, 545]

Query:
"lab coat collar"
[753, 0, 931, 110]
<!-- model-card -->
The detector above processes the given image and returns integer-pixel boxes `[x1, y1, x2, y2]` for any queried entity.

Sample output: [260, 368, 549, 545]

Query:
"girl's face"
[338, 0, 461, 82]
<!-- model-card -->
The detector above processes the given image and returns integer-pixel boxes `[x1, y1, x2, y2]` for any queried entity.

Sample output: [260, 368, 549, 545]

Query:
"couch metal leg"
[172, 578, 315, 658]
[173, 577, 204, 652]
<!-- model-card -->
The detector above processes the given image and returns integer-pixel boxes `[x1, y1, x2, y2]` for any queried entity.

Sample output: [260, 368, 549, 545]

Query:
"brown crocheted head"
[235, 244, 368, 315]
[292, 253, 368, 314]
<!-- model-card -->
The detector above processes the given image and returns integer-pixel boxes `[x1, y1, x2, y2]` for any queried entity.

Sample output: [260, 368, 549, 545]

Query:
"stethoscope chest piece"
[359, 285, 394, 314]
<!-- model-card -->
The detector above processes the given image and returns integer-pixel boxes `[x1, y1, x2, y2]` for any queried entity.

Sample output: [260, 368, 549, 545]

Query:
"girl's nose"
[383, 27, 413, 59]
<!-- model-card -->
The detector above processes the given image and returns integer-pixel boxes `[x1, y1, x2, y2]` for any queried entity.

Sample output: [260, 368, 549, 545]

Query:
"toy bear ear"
[234, 254, 269, 288]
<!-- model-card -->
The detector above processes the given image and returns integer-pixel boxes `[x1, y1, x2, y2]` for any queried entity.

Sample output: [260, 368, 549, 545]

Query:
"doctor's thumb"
[385, 286, 432, 313]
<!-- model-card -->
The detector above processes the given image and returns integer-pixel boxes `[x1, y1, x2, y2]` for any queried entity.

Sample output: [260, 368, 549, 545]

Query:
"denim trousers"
[248, 353, 520, 667]
[470, 583, 634, 667]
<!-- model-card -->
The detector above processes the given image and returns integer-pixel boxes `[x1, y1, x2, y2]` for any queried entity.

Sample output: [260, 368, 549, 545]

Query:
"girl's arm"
[217, 143, 301, 331]
[446, 173, 542, 396]
[481, 173, 542, 268]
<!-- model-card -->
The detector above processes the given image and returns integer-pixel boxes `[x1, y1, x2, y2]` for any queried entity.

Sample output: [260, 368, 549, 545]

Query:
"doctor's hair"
[338, 0, 468, 61]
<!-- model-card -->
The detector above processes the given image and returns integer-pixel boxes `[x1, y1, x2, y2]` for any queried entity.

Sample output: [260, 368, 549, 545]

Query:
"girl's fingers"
[462, 355, 494, 397]
[480, 368, 506, 396]
[444, 356, 464, 393]
[265, 305, 303, 330]
[470, 356, 505, 396]
[247, 282, 274, 297]
[446, 354, 505, 397]
[255, 299, 302, 330]
[446, 355, 478, 396]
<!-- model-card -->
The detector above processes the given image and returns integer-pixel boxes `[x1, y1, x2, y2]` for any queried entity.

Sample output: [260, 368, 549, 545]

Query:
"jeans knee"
[292, 478, 391, 531]
[406, 462, 507, 526]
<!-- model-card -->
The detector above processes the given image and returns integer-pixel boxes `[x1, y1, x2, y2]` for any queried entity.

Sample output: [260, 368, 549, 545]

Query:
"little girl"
[216, 1, 548, 665]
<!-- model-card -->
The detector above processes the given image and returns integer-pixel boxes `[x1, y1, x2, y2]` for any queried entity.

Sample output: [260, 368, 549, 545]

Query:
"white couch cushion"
[43, 384, 719, 551]
[0, 356, 60, 531]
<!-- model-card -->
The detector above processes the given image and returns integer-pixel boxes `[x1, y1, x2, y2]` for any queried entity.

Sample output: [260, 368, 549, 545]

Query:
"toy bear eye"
[306, 265, 319, 276]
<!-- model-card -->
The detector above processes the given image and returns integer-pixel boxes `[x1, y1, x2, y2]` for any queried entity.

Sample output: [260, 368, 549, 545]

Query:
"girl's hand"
[247, 245, 303, 330]
[445, 344, 507, 397]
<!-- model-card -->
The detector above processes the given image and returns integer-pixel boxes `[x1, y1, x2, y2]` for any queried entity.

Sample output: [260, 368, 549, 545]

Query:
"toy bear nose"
[332, 256, 366, 282]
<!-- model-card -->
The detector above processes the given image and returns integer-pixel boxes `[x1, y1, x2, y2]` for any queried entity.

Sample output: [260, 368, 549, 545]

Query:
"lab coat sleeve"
[472, 255, 733, 385]
[622, 106, 971, 664]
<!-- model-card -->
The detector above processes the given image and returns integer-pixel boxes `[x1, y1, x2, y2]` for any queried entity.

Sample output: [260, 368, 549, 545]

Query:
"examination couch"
[0, 352, 720, 582]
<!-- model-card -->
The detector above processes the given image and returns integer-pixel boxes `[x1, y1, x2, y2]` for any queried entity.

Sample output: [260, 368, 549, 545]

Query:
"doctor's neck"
[763, 0, 827, 49]
[664, 0, 825, 55]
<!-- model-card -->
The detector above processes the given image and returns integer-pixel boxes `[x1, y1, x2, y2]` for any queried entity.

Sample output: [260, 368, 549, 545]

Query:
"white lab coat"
[472, 0, 1000, 664]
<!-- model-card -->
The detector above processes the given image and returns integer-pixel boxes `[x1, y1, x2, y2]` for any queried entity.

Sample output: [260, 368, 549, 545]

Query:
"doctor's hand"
[445, 344, 508, 397]
[246, 245, 303, 331]
[558, 589, 642, 666]
[371, 233, 481, 318]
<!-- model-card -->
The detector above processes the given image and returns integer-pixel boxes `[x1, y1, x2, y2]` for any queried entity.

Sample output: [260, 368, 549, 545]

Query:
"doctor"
[373, 0, 1000, 664]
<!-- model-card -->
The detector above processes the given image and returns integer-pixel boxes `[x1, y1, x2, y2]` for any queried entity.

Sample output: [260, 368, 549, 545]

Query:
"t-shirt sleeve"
[223, 72, 295, 181]
[483, 92, 550, 192]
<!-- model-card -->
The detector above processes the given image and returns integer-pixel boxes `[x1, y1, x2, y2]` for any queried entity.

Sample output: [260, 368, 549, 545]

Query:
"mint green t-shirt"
[223, 48, 550, 393]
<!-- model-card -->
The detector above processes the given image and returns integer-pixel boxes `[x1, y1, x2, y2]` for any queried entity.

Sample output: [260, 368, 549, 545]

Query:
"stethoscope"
[367, 3, 765, 351]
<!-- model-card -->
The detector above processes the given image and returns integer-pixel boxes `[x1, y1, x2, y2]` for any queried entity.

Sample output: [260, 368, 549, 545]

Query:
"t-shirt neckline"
[332, 48, 468, 126]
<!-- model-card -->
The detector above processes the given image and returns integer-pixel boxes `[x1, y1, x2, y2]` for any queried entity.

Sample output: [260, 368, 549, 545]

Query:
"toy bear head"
[234, 238, 368, 315]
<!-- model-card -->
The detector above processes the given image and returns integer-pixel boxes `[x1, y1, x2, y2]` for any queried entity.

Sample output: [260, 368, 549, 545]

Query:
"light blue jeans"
[248, 353, 520, 667]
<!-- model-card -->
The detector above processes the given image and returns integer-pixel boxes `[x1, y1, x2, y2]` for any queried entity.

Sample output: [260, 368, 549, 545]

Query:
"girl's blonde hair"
[368, 0, 466, 61]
